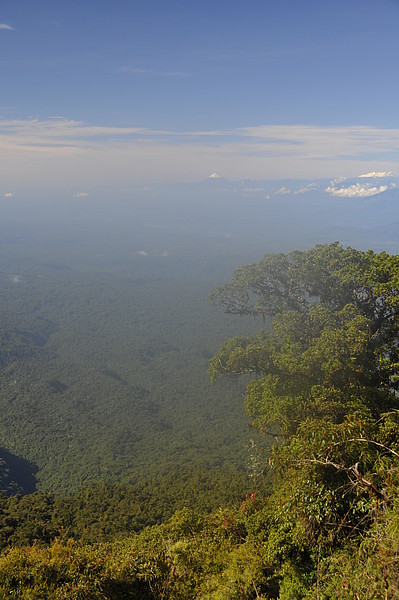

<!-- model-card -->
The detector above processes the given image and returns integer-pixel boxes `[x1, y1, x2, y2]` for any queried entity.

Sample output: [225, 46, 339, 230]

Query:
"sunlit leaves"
[208, 243, 399, 596]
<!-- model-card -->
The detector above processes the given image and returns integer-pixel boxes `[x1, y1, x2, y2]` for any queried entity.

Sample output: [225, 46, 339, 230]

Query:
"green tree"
[210, 243, 399, 596]
[210, 242, 399, 458]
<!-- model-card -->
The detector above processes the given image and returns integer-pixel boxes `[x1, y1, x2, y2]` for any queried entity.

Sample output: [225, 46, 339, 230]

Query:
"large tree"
[210, 241, 399, 327]
[210, 242, 399, 429]
[210, 243, 399, 595]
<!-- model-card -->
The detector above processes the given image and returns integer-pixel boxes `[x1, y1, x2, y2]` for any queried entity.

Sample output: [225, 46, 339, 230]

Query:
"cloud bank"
[358, 171, 393, 178]
[1, 118, 399, 188]
[326, 183, 389, 198]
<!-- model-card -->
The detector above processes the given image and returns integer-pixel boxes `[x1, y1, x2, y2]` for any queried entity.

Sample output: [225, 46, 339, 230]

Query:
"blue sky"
[1, 0, 399, 193]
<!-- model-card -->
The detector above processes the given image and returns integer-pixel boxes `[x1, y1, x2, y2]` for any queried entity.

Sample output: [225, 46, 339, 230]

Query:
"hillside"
[1, 243, 399, 598]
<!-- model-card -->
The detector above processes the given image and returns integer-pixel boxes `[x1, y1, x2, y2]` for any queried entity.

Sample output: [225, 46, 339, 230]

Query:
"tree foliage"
[210, 243, 399, 595]
[209, 241, 399, 323]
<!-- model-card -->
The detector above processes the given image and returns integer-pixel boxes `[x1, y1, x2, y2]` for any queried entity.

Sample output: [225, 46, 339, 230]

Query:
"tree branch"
[329, 438, 399, 459]
[294, 457, 387, 501]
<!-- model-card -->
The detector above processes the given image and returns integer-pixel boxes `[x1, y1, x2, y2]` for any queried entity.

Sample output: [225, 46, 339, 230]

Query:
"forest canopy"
[1, 243, 399, 598]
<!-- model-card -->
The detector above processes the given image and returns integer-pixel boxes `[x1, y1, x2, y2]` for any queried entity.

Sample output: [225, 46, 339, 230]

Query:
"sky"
[2, 0, 399, 196]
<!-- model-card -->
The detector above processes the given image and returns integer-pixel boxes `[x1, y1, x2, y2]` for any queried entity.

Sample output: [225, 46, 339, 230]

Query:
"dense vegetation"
[1, 242, 399, 597]
[0, 221, 263, 495]
[208, 243, 399, 595]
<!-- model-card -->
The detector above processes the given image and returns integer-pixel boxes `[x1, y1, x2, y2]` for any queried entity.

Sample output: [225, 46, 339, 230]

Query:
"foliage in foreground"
[1, 243, 399, 598]
[0, 490, 399, 599]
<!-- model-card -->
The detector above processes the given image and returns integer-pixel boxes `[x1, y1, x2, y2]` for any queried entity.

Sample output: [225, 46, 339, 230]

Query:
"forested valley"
[1, 198, 399, 597]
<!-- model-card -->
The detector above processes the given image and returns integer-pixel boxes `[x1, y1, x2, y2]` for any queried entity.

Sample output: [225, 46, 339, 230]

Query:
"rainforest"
[1, 197, 399, 598]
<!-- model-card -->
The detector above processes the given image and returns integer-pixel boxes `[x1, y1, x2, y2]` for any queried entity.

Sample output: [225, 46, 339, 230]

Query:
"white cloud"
[330, 176, 347, 184]
[2, 119, 399, 187]
[208, 172, 222, 179]
[73, 191, 89, 198]
[0, 24, 14, 30]
[3, 191, 14, 198]
[275, 186, 291, 195]
[325, 183, 389, 198]
[243, 187, 266, 193]
[358, 171, 393, 178]
[136, 250, 148, 256]
[294, 183, 319, 194]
